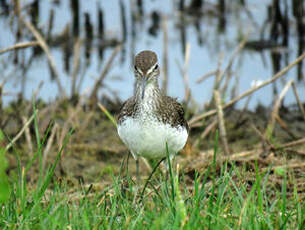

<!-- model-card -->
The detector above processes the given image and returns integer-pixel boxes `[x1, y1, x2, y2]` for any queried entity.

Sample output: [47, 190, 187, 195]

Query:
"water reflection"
[0, 0, 303, 108]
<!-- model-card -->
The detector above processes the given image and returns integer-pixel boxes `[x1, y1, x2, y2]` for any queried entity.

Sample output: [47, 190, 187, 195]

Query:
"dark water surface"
[0, 0, 304, 109]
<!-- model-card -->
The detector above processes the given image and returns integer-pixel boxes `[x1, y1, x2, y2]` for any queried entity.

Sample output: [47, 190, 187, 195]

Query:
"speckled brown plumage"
[118, 97, 137, 122]
[160, 96, 189, 131]
[118, 94, 188, 131]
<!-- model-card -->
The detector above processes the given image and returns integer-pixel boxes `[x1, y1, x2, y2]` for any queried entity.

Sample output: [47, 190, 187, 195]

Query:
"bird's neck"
[134, 79, 162, 108]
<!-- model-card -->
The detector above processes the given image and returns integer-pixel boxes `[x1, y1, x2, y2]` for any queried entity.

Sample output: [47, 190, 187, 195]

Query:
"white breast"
[117, 116, 188, 159]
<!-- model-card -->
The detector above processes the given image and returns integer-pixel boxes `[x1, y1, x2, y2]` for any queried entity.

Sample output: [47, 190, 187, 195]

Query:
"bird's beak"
[141, 76, 148, 99]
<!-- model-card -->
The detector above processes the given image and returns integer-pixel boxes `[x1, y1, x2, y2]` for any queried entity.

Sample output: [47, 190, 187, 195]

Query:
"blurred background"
[0, 0, 304, 108]
[0, 0, 305, 184]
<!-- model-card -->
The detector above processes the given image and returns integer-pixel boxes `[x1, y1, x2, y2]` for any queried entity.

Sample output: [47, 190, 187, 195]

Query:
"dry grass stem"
[33, 81, 44, 99]
[214, 90, 230, 155]
[77, 112, 94, 138]
[97, 103, 117, 127]
[58, 88, 91, 150]
[186, 149, 260, 172]
[196, 70, 217, 84]
[230, 72, 240, 100]
[266, 80, 293, 138]
[176, 43, 191, 103]
[161, 15, 168, 94]
[189, 52, 305, 125]
[189, 122, 206, 128]
[5, 111, 37, 151]
[193, 118, 218, 147]
[21, 116, 33, 157]
[285, 148, 305, 156]
[200, 118, 218, 139]
[227, 150, 259, 161]
[59, 104, 82, 150]
[235, 93, 253, 122]
[42, 123, 58, 170]
[183, 43, 191, 103]
[251, 124, 273, 150]
[280, 137, 305, 148]
[291, 81, 305, 122]
[219, 33, 249, 86]
[209, 32, 248, 100]
[71, 38, 82, 96]
[214, 53, 224, 91]
[0, 41, 39, 55]
[220, 68, 234, 96]
[189, 134, 305, 172]
[213, 149, 260, 161]
[89, 45, 121, 104]
[274, 114, 297, 139]
[22, 19, 66, 98]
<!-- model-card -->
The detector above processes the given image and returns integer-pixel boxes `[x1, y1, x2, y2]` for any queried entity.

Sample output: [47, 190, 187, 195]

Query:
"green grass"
[0, 114, 305, 229]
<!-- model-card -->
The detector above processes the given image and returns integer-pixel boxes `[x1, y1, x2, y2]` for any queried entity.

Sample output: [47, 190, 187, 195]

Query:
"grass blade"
[0, 129, 10, 203]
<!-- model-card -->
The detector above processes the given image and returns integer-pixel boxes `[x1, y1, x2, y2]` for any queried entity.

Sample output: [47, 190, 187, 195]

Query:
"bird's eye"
[154, 64, 158, 71]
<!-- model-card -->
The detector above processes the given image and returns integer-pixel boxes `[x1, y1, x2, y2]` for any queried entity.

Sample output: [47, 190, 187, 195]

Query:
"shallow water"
[0, 0, 304, 109]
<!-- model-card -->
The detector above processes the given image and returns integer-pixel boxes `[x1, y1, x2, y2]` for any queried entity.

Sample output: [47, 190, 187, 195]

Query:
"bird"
[117, 50, 189, 178]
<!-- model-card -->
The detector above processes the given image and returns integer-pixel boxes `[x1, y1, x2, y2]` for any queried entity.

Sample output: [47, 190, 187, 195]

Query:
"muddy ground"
[2, 98, 305, 197]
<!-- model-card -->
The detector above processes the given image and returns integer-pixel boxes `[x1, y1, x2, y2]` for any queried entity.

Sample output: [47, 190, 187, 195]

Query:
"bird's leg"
[136, 158, 140, 183]
[130, 152, 140, 183]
